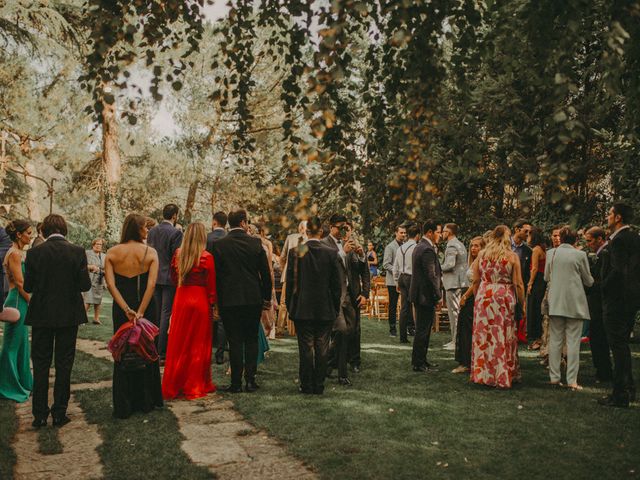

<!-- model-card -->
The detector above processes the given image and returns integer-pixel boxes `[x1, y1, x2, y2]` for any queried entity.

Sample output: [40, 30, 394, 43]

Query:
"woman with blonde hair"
[452, 236, 486, 374]
[470, 225, 525, 388]
[162, 222, 218, 400]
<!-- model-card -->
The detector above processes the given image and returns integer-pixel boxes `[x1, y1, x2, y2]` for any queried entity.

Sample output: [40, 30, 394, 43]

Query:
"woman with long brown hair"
[162, 222, 217, 400]
[470, 225, 525, 388]
[105, 213, 162, 418]
[452, 236, 486, 374]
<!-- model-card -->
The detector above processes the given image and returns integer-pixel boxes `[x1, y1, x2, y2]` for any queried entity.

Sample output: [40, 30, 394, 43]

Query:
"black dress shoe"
[222, 385, 243, 393]
[53, 416, 71, 427]
[298, 386, 313, 395]
[338, 377, 352, 386]
[312, 387, 325, 395]
[215, 354, 225, 365]
[399, 339, 410, 344]
[413, 365, 428, 372]
[32, 418, 47, 428]
[245, 381, 260, 393]
[598, 395, 629, 408]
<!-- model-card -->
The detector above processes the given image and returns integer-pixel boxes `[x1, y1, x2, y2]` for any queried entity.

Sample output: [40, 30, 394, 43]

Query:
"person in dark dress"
[453, 236, 485, 374]
[105, 213, 163, 418]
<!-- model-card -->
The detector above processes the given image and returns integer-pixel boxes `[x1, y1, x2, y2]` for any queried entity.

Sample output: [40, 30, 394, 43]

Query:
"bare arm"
[471, 255, 481, 296]
[461, 258, 478, 306]
[7, 251, 29, 302]
[511, 253, 525, 306]
[528, 246, 540, 294]
[136, 250, 159, 320]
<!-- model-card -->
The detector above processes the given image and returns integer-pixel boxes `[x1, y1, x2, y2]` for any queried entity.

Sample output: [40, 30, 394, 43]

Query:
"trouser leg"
[387, 286, 399, 334]
[564, 318, 583, 386]
[313, 324, 332, 392]
[604, 307, 636, 400]
[222, 311, 243, 387]
[347, 309, 361, 367]
[589, 311, 612, 380]
[446, 289, 461, 344]
[242, 306, 261, 384]
[158, 285, 176, 358]
[398, 275, 412, 342]
[412, 303, 435, 367]
[548, 316, 566, 383]
[31, 327, 55, 420]
[51, 326, 78, 418]
[296, 322, 314, 391]
[335, 331, 348, 378]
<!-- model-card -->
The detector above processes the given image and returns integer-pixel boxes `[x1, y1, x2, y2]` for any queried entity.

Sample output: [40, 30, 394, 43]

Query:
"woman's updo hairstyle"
[6, 220, 31, 242]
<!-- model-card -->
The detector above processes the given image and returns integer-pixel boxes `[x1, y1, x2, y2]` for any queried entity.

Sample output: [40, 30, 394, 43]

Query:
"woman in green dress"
[0, 219, 33, 402]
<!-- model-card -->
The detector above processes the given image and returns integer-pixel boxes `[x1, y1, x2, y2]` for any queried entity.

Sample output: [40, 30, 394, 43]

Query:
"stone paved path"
[75, 336, 317, 479]
[13, 389, 103, 480]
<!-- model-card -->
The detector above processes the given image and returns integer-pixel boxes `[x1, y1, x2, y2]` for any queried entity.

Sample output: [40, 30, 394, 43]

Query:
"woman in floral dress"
[470, 225, 525, 388]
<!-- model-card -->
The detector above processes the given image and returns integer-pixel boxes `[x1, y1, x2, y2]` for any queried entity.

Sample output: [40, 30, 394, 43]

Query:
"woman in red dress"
[162, 222, 217, 400]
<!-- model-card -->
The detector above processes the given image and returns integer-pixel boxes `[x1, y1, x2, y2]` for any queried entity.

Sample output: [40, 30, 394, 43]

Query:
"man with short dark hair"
[383, 224, 406, 337]
[24, 214, 91, 428]
[599, 203, 639, 408]
[147, 203, 183, 361]
[585, 226, 612, 383]
[393, 223, 421, 343]
[212, 209, 272, 393]
[512, 219, 532, 342]
[206, 210, 228, 364]
[409, 220, 442, 372]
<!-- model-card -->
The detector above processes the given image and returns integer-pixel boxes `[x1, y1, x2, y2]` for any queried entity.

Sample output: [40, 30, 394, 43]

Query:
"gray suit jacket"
[441, 237, 468, 290]
[544, 244, 594, 320]
[383, 239, 401, 286]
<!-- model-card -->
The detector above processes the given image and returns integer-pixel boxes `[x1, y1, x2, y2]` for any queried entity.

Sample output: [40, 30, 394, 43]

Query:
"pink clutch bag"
[0, 307, 21, 323]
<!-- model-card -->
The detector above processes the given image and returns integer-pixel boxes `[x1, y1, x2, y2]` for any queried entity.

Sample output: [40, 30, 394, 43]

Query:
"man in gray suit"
[383, 224, 406, 337]
[206, 211, 228, 364]
[441, 223, 468, 351]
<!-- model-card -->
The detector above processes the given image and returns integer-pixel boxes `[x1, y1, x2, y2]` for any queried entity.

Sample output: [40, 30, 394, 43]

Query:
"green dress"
[0, 263, 33, 402]
[257, 323, 270, 365]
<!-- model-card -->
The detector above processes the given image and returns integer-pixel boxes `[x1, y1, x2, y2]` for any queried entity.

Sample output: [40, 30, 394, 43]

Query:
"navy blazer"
[285, 240, 341, 322]
[409, 238, 442, 306]
[211, 229, 272, 308]
[24, 237, 91, 328]
[602, 227, 640, 311]
[205, 228, 227, 255]
[147, 221, 183, 286]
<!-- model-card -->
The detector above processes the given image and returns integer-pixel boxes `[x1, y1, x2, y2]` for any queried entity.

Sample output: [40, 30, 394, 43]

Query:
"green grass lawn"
[3, 298, 638, 479]
[215, 318, 640, 480]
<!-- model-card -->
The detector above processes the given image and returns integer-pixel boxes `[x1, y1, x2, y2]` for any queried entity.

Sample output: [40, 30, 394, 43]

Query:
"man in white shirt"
[393, 223, 421, 343]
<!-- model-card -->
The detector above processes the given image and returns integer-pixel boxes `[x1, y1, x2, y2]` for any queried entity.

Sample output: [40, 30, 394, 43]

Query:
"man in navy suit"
[146, 203, 183, 360]
[409, 219, 442, 373]
[206, 211, 228, 364]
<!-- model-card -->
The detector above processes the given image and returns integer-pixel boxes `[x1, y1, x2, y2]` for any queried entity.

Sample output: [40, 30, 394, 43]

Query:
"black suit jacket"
[320, 236, 370, 303]
[586, 248, 606, 322]
[409, 238, 442, 306]
[285, 240, 341, 322]
[24, 237, 91, 328]
[147, 221, 183, 286]
[211, 229, 272, 308]
[206, 228, 227, 255]
[514, 243, 533, 287]
[602, 227, 640, 311]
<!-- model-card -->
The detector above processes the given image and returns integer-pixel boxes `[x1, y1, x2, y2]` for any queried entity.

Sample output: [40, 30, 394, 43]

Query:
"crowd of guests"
[0, 201, 637, 430]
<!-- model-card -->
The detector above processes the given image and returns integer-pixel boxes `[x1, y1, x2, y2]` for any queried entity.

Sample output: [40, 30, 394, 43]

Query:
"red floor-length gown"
[162, 250, 217, 400]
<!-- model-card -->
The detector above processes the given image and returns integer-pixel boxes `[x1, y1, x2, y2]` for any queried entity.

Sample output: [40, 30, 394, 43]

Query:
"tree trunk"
[184, 179, 199, 224]
[24, 161, 41, 220]
[101, 91, 122, 243]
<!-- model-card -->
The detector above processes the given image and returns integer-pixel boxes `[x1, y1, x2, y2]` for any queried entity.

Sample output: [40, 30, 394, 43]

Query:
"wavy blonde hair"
[482, 225, 512, 262]
[468, 236, 486, 266]
[177, 222, 206, 286]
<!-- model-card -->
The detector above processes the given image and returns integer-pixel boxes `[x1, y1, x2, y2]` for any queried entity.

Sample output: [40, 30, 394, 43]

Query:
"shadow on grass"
[216, 318, 640, 480]
[0, 399, 18, 480]
[37, 428, 63, 455]
[75, 388, 213, 480]
[72, 350, 112, 384]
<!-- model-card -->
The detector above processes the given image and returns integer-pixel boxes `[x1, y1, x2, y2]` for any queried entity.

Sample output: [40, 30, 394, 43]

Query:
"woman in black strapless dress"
[105, 214, 163, 419]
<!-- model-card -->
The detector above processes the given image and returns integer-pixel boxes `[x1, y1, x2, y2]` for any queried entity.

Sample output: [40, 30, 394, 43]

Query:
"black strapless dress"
[112, 272, 163, 419]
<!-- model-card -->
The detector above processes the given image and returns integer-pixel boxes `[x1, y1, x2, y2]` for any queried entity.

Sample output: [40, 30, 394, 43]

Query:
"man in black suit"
[585, 227, 612, 383]
[211, 209, 272, 393]
[286, 217, 341, 394]
[409, 219, 442, 372]
[206, 210, 228, 364]
[599, 203, 640, 408]
[511, 219, 532, 337]
[146, 203, 183, 360]
[24, 214, 91, 427]
[321, 214, 368, 385]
